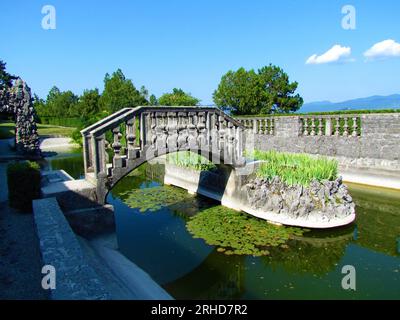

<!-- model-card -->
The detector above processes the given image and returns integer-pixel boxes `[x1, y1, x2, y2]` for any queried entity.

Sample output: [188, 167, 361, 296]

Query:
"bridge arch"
[80, 106, 246, 204]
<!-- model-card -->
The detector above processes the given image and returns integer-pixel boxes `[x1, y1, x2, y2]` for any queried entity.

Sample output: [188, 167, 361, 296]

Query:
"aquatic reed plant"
[167, 151, 216, 171]
[247, 150, 338, 186]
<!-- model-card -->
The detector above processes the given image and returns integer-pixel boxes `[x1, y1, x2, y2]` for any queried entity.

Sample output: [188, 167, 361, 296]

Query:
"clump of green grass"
[247, 150, 338, 186]
[167, 151, 216, 171]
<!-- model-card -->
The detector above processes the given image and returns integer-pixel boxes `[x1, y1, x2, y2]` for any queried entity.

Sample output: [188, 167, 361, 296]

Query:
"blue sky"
[1, 0, 399, 104]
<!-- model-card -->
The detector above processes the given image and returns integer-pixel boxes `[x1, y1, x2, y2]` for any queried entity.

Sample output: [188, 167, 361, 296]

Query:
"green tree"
[213, 64, 303, 115]
[139, 85, 149, 102]
[149, 94, 158, 106]
[158, 88, 200, 106]
[33, 94, 47, 117]
[45, 86, 79, 117]
[76, 88, 101, 118]
[99, 69, 148, 113]
[257, 64, 303, 114]
[0, 60, 15, 91]
[212, 68, 262, 115]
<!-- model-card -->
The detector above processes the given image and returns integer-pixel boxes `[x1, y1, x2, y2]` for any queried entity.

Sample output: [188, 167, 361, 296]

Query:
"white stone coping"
[33, 197, 110, 299]
[39, 137, 79, 151]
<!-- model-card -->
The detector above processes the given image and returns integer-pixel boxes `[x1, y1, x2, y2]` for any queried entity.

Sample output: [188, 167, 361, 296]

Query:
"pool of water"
[45, 151, 400, 299]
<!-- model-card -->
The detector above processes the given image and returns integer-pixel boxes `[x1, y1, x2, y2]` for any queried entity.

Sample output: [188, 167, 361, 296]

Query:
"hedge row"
[37, 117, 84, 128]
[234, 108, 400, 118]
[7, 161, 41, 211]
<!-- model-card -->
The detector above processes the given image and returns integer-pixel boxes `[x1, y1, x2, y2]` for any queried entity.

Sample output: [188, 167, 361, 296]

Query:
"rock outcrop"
[0, 78, 41, 156]
[245, 176, 355, 223]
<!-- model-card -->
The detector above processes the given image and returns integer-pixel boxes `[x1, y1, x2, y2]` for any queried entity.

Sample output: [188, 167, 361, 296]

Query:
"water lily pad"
[186, 206, 307, 256]
[123, 186, 193, 212]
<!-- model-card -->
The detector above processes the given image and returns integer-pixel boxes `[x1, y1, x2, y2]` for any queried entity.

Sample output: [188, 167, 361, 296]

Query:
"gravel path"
[0, 162, 48, 300]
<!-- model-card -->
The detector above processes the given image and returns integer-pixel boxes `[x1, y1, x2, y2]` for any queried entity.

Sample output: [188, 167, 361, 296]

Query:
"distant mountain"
[300, 94, 400, 113]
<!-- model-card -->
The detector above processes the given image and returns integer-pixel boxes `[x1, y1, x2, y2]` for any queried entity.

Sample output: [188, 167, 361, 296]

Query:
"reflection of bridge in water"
[80, 106, 246, 204]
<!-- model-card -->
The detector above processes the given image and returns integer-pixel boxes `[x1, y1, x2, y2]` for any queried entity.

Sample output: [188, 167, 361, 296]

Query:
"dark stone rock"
[0, 78, 41, 156]
[245, 177, 355, 223]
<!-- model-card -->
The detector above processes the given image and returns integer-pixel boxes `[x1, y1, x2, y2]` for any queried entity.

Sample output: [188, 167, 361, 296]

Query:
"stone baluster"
[187, 112, 198, 148]
[226, 121, 235, 164]
[139, 113, 149, 150]
[150, 112, 157, 147]
[218, 115, 226, 151]
[177, 111, 188, 148]
[166, 112, 178, 150]
[112, 126, 123, 168]
[235, 125, 243, 163]
[92, 134, 107, 177]
[334, 117, 340, 136]
[253, 119, 258, 134]
[303, 118, 309, 136]
[197, 112, 207, 148]
[325, 118, 332, 136]
[310, 118, 316, 136]
[352, 117, 358, 137]
[205, 112, 211, 147]
[343, 117, 349, 136]
[156, 113, 167, 150]
[318, 117, 324, 136]
[211, 113, 219, 152]
[269, 118, 274, 135]
[83, 134, 92, 173]
[126, 117, 138, 160]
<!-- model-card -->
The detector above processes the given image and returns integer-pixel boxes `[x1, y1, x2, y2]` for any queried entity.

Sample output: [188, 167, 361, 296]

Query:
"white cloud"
[306, 45, 352, 65]
[364, 39, 400, 61]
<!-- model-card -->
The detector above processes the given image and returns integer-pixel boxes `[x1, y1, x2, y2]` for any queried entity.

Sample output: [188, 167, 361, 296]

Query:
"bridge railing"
[235, 114, 362, 137]
[236, 117, 275, 135]
[81, 106, 245, 182]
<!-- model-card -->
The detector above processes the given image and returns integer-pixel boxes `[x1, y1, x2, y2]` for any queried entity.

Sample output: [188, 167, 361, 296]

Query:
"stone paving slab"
[39, 137, 79, 151]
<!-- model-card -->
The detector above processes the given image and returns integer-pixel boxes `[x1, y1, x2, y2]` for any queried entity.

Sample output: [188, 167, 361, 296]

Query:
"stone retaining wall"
[33, 197, 109, 300]
[239, 113, 400, 171]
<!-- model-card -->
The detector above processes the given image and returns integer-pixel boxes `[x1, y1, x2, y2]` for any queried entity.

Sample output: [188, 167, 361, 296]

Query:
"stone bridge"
[81, 106, 246, 204]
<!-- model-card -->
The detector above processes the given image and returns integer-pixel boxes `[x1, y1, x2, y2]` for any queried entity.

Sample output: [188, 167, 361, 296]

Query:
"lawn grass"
[0, 122, 14, 139]
[36, 123, 76, 137]
[247, 150, 338, 186]
[0, 121, 76, 139]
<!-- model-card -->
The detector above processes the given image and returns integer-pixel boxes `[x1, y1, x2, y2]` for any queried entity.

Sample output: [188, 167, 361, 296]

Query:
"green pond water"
[45, 151, 400, 299]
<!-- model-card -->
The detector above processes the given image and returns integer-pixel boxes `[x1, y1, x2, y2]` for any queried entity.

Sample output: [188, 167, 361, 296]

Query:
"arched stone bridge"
[81, 106, 246, 203]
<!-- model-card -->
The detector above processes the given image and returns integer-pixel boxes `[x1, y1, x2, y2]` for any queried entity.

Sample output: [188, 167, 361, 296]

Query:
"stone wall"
[239, 113, 400, 171]
[33, 197, 109, 300]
